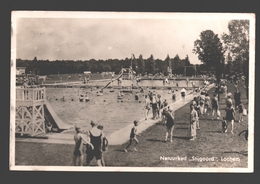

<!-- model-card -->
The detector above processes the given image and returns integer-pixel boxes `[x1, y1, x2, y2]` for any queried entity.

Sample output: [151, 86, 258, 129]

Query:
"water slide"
[44, 100, 72, 130]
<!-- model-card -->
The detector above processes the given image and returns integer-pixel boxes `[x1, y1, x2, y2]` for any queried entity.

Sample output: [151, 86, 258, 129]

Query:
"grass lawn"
[15, 81, 248, 167]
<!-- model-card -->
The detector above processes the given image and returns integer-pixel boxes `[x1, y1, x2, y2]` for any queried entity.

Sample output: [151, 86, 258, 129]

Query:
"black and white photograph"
[10, 11, 255, 172]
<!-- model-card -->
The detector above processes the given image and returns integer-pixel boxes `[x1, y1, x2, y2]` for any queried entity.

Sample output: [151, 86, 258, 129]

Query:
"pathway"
[15, 84, 215, 145]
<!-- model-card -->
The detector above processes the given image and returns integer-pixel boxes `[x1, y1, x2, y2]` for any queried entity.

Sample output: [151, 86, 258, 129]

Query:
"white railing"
[16, 87, 45, 102]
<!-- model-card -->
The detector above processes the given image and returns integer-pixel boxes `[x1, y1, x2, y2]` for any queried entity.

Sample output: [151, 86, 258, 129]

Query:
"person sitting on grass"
[73, 126, 94, 166]
[162, 107, 175, 142]
[124, 120, 141, 152]
[222, 117, 228, 133]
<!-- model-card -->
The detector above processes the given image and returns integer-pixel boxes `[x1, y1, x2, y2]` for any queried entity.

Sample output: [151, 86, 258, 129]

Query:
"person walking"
[124, 120, 141, 152]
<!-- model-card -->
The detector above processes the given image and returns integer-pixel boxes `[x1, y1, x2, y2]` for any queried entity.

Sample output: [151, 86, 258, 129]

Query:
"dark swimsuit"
[87, 131, 102, 160]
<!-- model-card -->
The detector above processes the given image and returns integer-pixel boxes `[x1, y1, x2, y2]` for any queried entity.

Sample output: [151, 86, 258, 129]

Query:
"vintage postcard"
[10, 11, 255, 172]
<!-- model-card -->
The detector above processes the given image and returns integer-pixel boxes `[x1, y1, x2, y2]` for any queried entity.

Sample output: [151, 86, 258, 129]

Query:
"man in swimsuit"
[73, 126, 93, 166]
[86, 121, 105, 167]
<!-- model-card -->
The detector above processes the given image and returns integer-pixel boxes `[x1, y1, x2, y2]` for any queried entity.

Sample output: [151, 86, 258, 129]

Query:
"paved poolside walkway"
[15, 84, 214, 145]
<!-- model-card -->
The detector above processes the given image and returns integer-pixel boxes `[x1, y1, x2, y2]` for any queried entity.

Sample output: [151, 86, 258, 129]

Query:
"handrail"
[16, 87, 45, 102]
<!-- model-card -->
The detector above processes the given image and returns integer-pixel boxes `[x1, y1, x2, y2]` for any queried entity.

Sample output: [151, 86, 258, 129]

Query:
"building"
[16, 67, 26, 75]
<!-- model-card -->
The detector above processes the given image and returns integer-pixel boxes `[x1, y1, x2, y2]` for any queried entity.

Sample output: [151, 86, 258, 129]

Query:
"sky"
[13, 12, 248, 64]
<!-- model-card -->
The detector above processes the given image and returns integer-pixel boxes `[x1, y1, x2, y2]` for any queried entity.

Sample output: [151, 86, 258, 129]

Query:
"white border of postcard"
[10, 11, 255, 172]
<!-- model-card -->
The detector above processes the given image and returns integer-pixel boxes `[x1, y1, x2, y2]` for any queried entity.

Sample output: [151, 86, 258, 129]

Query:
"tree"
[131, 54, 139, 73]
[172, 54, 183, 74]
[164, 54, 171, 76]
[193, 30, 225, 84]
[183, 55, 191, 66]
[222, 20, 249, 99]
[148, 54, 155, 74]
[225, 52, 234, 76]
[33, 57, 37, 62]
[193, 30, 225, 70]
[138, 54, 145, 75]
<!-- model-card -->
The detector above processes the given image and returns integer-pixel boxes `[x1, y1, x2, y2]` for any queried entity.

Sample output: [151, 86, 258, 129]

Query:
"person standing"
[97, 125, 108, 166]
[199, 91, 206, 116]
[204, 93, 211, 115]
[222, 117, 228, 133]
[144, 95, 151, 120]
[86, 121, 105, 167]
[226, 95, 233, 108]
[151, 93, 158, 119]
[234, 89, 241, 109]
[211, 93, 220, 120]
[181, 88, 186, 104]
[189, 105, 198, 140]
[162, 107, 175, 142]
[73, 126, 93, 166]
[225, 104, 235, 134]
[238, 101, 245, 122]
[186, 78, 189, 87]
[172, 90, 176, 102]
[157, 94, 163, 118]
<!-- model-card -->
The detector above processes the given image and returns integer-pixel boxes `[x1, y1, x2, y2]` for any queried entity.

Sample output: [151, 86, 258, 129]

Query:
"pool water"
[46, 87, 191, 136]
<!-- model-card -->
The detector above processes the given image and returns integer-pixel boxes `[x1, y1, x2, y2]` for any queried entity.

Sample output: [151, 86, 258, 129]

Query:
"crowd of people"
[72, 74, 247, 166]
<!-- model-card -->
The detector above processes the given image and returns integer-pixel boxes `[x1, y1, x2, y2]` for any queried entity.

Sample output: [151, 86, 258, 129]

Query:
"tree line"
[17, 19, 250, 87]
[16, 54, 199, 76]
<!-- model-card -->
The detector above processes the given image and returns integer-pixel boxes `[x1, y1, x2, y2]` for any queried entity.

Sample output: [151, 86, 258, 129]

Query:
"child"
[124, 120, 141, 152]
[238, 101, 245, 122]
[222, 117, 228, 133]
[162, 107, 175, 142]
[239, 129, 248, 141]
